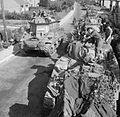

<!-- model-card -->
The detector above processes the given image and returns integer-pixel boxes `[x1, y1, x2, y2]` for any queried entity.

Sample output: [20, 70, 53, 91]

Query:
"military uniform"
[85, 30, 103, 54]
[105, 26, 113, 43]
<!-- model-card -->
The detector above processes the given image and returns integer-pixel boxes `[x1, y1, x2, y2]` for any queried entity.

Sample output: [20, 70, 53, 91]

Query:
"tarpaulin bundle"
[45, 60, 119, 117]
[44, 42, 119, 117]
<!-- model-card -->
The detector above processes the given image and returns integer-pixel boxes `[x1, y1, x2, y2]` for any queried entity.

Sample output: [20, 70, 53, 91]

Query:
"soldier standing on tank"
[31, 11, 37, 21]
[41, 10, 45, 17]
[98, 16, 106, 33]
[38, 10, 41, 17]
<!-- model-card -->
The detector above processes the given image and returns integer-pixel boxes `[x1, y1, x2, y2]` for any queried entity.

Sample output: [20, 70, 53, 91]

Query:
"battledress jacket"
[85, 30, 103, 52]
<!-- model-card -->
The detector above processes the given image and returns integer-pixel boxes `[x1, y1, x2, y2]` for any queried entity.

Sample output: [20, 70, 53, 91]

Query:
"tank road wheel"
[45, 45, 56, 57]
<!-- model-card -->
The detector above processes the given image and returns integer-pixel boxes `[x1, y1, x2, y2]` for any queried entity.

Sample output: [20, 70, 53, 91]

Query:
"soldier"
[41, 10, 45, 17]
[104, 22, 113, 43]
[71, 26, 80, 41]
[37, 10, 41, 17]
[32, 11, 37, 19]
[31, 11, 37, 23]
[84, 27, 103, 56]
[98, 16, 106, 33]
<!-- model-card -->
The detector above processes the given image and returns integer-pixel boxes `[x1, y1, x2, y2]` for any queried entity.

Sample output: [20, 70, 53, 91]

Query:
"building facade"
[0, 0, 33, 13]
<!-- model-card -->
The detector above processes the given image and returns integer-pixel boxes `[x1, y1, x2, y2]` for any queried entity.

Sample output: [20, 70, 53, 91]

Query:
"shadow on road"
[9, 64, 54, 117]
[20, 50, 46, 57]
[12, 43, 47, 57]
[9, 104, 30, 117]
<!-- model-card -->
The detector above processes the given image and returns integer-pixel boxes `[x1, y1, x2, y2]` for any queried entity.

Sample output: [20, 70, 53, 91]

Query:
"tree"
[48, 0, 62, 12]
[38, 0, 49, 7]
[48, 0, 75, 12]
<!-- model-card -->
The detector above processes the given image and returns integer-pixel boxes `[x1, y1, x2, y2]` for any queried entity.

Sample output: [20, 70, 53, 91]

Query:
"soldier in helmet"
[38, 10, 41, 17]
[84, 27, 103, 57]
[72, 26, 81, 41]
[32, 11, 37, 20]
[41, 10, 45, 17]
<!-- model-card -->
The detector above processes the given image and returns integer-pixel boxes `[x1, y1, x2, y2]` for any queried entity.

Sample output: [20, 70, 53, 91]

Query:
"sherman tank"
[20, 16, 66, 56]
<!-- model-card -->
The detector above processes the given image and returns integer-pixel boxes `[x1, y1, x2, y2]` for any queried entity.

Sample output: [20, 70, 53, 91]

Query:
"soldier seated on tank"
[72, 26, 81, 41]
[83, 27, 103, 57]
[37, 10, 41, 17]
[41, 10, 45, 17]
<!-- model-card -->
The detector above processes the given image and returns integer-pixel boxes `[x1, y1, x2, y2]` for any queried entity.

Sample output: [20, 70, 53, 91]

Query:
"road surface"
[0, 34, 68, 117]
[0, 50, 60, 117]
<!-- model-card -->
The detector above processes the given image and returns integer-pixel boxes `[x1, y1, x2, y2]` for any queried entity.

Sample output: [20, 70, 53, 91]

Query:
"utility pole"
[99, 0, 101, 6]
[1, 0, 8, 46]
[34, 0, 36, 7]
[110, 0, 112, 11]
[102, 0, 104, 6]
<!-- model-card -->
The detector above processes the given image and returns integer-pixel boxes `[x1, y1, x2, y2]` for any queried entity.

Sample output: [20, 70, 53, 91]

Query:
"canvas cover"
[44, 35, 119, 117]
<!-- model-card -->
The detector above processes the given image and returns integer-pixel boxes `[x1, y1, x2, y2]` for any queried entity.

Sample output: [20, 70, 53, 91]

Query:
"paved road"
[0, 51, 56, 117]
[0, 40, 67, 117]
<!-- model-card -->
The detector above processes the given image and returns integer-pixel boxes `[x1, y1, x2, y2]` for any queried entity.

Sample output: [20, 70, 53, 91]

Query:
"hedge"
[0, 12, 31, 20]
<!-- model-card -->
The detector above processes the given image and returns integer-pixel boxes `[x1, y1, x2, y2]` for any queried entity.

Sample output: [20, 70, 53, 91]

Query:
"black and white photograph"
[0, 0, 120, 117]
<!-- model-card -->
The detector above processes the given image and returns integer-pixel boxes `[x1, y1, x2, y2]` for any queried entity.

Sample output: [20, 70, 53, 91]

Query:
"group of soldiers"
[31, 9, 56, 23]
[32, 10, 47, 19]
[71, 15, 120, 66]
